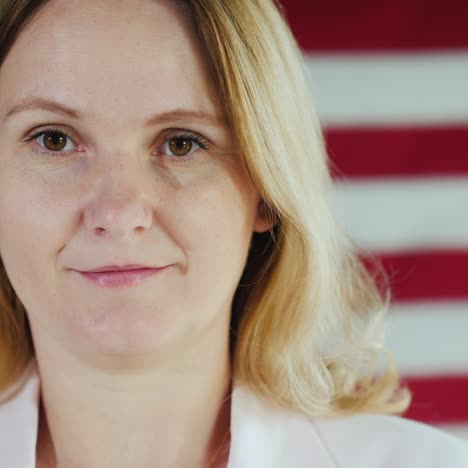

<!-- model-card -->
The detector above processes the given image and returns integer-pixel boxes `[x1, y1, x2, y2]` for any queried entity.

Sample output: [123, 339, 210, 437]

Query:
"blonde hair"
[0, 0, 411, 417]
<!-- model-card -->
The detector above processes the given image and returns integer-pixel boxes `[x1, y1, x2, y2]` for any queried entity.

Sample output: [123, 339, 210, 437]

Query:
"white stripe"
[436, 424, 468, 443]
[331, 177, 468, 251]
[381, 302, 468, 376]
[303, 52, 468, 126]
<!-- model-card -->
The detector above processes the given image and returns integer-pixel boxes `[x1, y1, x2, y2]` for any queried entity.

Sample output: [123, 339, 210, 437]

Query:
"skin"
[0, 0, 271, 467]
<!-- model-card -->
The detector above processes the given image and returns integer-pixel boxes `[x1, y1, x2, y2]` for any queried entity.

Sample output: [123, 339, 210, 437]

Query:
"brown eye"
[42, 131, 68, 151]
[168, 137, 193, 156]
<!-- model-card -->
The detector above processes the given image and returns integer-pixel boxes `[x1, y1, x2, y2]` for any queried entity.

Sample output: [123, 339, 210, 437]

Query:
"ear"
[253, 199, 276, 233]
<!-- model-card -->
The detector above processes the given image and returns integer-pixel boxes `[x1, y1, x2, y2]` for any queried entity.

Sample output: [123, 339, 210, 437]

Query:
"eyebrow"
[3, 96, 226, 127]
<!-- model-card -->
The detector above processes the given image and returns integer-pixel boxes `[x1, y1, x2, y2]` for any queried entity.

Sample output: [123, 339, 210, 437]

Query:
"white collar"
[0, 359, 336, 468]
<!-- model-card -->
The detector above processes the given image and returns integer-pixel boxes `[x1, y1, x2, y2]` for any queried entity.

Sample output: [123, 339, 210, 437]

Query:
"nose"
[82, 159, 154, 240]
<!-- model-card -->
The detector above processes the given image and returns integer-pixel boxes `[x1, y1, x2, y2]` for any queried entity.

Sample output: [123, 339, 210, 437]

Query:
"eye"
[159, 132, 210, 161]
[25, 128, 77, 156]
[42, 131, 75, 152]
[167, 137, 195, 157]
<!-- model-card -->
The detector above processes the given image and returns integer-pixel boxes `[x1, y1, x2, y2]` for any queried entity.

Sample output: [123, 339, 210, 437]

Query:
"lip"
[76, 266, 170, 288]
[84, 265, 157, 273]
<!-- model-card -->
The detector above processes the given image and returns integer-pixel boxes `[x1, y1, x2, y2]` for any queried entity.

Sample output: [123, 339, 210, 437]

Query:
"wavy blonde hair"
[0, 0, 411, 416]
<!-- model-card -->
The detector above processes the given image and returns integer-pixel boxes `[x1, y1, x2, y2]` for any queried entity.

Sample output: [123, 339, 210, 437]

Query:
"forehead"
[0, 0, 222, 125]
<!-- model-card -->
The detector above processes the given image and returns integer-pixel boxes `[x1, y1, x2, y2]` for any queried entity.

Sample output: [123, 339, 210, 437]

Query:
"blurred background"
[279, 0, 468, 442]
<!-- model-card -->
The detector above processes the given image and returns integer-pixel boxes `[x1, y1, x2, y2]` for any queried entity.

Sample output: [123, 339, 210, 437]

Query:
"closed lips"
[81, 265, 159, 273]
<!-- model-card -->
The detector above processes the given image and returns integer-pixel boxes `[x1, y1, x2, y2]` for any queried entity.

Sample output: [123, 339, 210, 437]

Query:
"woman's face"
[0, 0, 268, 357]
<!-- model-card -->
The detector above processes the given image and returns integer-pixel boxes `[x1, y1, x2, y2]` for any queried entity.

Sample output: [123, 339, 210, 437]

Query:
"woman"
[0, 0, 466, 467]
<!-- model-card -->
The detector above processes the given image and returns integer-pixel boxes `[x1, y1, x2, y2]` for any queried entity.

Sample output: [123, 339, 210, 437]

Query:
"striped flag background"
[280, 0, 468, 441]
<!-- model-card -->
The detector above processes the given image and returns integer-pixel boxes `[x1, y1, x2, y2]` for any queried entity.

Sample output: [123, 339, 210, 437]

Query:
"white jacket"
[1, 360, 467, 468]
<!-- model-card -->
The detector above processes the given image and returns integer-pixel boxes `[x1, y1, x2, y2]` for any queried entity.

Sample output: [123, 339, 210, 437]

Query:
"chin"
[75, 304, 186, 356]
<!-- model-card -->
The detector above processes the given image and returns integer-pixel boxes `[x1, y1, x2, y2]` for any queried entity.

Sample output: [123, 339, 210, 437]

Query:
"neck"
[34, 339, 232, 468]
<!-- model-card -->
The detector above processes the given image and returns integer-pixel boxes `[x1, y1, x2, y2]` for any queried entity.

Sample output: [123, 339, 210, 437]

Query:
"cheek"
[172, 177, 256, 283]
[164, 185, 253, 325]
[0, 173, 68, 303]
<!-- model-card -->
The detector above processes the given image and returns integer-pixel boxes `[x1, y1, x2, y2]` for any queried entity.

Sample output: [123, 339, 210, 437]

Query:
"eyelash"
[23, 126, 211, 163]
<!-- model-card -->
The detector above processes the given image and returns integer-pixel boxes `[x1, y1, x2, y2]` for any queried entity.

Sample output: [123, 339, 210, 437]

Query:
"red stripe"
[325, 126, 468, 179]
[361, 251, 468, 302]
[280, 0, 468, 51]
[401, 374, 468, 425]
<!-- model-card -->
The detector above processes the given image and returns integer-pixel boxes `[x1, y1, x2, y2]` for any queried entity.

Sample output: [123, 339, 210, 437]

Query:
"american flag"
[281, 0, 468, 441]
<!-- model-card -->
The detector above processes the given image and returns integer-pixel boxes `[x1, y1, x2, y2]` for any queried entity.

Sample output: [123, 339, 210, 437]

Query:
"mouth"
[83, 265, 159, 273]
[75, 266, 170, 288]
